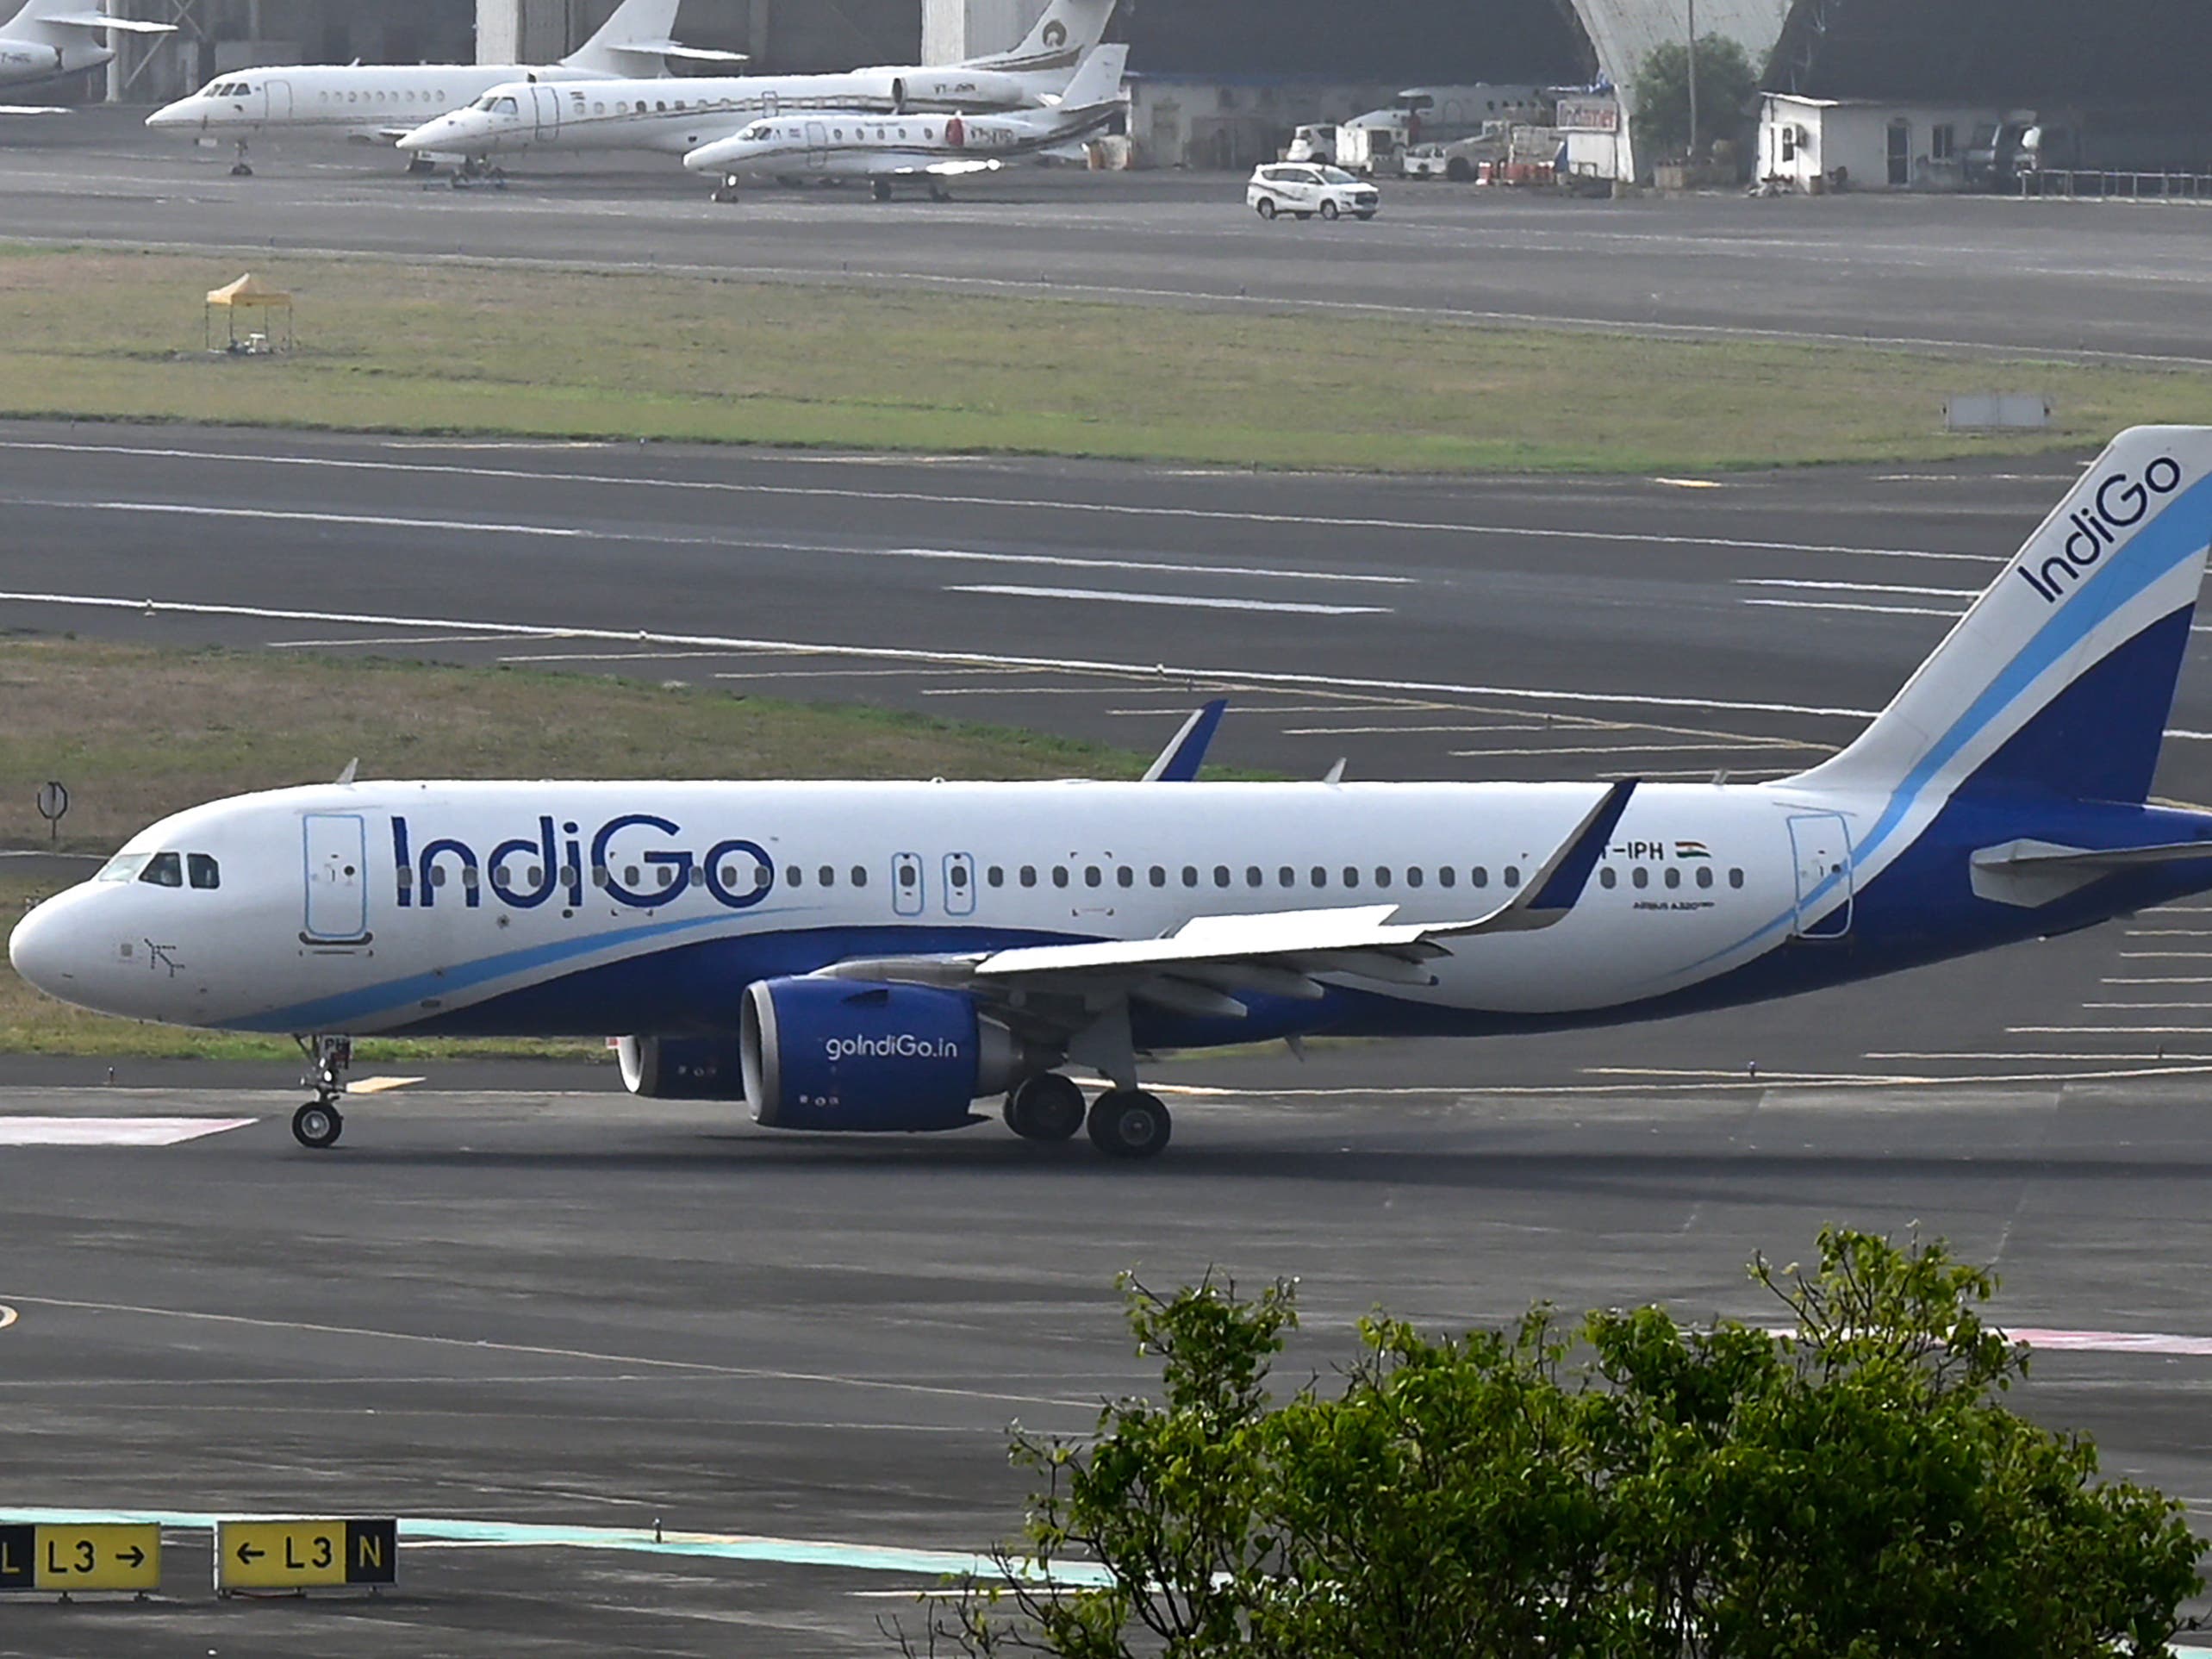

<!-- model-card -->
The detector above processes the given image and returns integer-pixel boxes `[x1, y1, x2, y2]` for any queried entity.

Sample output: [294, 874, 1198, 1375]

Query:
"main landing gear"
[1003, 1073, 1172, 1159]
[291, 1034, 352, 1149]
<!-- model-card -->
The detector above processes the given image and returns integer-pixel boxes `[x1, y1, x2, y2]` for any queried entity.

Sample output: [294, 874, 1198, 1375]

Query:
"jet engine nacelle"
[880, 70, 1035, 112]
[617, 1032, 744, 1100]
[739, 976, 1023, 1132]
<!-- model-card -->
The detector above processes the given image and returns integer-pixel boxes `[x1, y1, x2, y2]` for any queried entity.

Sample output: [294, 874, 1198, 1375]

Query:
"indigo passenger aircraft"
[12, 428, 2212, 1159]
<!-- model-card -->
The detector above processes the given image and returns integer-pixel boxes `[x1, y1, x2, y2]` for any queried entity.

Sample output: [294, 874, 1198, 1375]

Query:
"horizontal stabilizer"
[1972, 835, 2212, 907]
[41, 10, 172, 30]
[604, 39, 749, 62]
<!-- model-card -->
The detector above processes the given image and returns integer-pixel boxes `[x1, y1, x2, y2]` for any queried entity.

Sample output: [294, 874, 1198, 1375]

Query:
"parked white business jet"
[14, 430, 2212, 1160]
[0, 0, 170, 114]
[393, 0, 1116, 166]
[141, 0, 738, 172]
[682, 43, 1127, 202]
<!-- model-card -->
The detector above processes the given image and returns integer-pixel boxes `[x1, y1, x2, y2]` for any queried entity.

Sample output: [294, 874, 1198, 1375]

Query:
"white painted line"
[8, 498, 1405, 589]
[271, 632, 551, 648]
[1736, 577, 1980, 599]
[0, 1117, 255, 1146]
[0, 440, 1993, 563]
[2008, 1026, 2212, 1034]
[2103, 977, 2212, 985]
[0, 590, 1888, 721]
[1447, 741, 1805, 758]
[945, 583, 1391, 616]
[1868, 1051, 2212, 1062]
[2006, 1328, 2212, 1358]
[1284, 723, 1548, 736]
[2118, 951, 2212, 960]
[2127, 928, 2212, 937]
[1742, 598, 1968, 620]
[2083, 1002, 2212, 1010]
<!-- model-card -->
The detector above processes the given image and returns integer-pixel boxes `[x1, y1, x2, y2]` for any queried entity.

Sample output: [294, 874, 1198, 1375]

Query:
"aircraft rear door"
[805, 119, 827, 167]
[302, 812, 371, 945]
[1787, 812, 1853, 939]
[531, 83, 560, 141]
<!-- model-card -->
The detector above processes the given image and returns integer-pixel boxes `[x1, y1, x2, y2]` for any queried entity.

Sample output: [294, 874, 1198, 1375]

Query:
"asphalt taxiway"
[3, 1076, 2212, 1656]
[6, 109, 2212, 364]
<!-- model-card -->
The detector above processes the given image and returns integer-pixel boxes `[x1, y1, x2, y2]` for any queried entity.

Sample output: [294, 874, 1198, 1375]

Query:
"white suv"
[1247, 163, 1380, 221]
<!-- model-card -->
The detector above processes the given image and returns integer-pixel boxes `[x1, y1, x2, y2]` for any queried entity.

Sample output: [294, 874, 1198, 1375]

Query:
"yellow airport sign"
[0, 1523, 160, 1593]
[215, 1519, 396, 1592]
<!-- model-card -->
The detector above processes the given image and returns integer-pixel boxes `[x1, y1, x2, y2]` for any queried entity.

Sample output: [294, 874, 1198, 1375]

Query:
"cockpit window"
[187, 853, 221, 890]
[138, 851, 184, 888]
[96, 851, 150, 883]
[492, 96, 518, 115]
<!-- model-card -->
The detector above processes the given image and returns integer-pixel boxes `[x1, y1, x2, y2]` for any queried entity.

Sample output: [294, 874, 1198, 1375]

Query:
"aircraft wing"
[42, 9, 173, 29]
[816, 781, 1634, 1023]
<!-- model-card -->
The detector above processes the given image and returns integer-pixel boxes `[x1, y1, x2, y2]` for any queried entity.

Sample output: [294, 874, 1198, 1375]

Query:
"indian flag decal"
[1674, 839, 1710, 858]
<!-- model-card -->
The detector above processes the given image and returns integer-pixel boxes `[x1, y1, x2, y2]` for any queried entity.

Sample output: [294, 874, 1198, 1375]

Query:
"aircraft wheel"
[291, 1101, 343, 1150]
[1320, 198, 1340, 220]
[1087, 1088, 1171, 1159]
[229, 162, 253, 178]
[405, 154, 434, 175]
[1256, 197, 1277, 219]
[1004, 1073, 1085, 1142]
[872, 178, 894, 202]
[712, 181, 740, 203]
[1355, 209, 1376, 220]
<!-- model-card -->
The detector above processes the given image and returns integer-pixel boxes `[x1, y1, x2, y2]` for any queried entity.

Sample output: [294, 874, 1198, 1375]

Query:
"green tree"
[900, 1231, 2203, 1659]
[1632, 34, 1759, 163]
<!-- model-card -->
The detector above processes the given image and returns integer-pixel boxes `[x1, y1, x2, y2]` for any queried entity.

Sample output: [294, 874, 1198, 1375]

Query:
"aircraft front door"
[302, 813, 371, 944]
[531, 83, 560, 141]
[805, 120, 828, 167]
[1887, 119, 1910, 186]
[1788, 812, 1853, 939]
[264, 78, 292, 121]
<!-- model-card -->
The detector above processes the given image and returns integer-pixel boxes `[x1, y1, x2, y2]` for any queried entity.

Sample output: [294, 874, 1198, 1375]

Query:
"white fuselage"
[684, 105, 1112, 182]
[396, 66, 1053, 159]
[0, 33, 103, 88]
[143, 62, 607, 138]
[7, 777, 1841, 1040]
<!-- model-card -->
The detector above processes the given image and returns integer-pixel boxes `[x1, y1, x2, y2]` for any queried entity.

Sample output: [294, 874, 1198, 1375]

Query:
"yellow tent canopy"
[203, 271, 294, 352]
[205, 271, 290, 308]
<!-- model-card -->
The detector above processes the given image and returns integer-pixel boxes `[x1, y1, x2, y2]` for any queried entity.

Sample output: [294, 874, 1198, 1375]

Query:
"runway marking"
[2009, 1025, 2212, 1034]
[2126, 928, 2212, 937]
[1737, 577, 1979, 599]
[945, 583, 1392, 616]
[1742, 597, 1969, 620]
[2103, 977, 2212, 985]
[272, 632, 549, 648]
[0, 590, 1887, 721]
[345, 1076, 423, 1095]
[2116, 951, 2212, 959]
[1447, 741, 1807, 758]
[9, 498, 1405, 589]
[1149, 1059, 2212, 1096]
[0, 1294, 1088, 1410]
[0, 1507, 1113, 1587]
[2005, 1328, 2212, 1358]
[2082, 1002, 2212, 1010]
[0, 1117, 254, 1146]
[1868, 1051, 2212, 1061]
[0, 440, 1991, 564]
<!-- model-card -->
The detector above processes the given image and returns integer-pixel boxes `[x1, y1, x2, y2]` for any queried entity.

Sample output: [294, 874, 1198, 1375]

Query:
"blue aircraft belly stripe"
[227, 904, 809, 1031]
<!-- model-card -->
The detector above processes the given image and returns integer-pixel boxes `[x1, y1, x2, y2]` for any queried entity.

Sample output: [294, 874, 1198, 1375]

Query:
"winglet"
[1142, 699, 1226, 783]
[1523, 779, 1636, 917]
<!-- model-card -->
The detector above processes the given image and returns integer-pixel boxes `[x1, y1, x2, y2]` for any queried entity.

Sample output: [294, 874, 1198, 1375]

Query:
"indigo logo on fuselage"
[2015, 457, 2184, 605]
[389, 814, 775, 911]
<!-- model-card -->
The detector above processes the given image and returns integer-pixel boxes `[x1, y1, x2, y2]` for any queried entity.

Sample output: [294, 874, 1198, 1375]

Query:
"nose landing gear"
[229, 138, 252, 177]
[290, 1034, 352, 1149]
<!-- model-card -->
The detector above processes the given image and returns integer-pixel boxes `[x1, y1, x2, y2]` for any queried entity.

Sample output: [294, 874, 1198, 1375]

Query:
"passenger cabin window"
[187, 853, 221, 890]
[139, 851, 184, 888]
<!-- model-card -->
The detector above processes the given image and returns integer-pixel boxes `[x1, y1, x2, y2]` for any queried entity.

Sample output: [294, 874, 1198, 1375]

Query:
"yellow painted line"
[345, 1076, 424, 1095]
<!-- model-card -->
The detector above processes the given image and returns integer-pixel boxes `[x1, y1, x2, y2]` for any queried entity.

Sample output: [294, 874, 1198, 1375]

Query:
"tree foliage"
[1631, 34, 1760, 163]
[899, 1232, 2202, 1659]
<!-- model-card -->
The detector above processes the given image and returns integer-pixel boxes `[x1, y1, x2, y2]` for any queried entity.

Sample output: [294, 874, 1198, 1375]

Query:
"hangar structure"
[90, 0, 1800, 130]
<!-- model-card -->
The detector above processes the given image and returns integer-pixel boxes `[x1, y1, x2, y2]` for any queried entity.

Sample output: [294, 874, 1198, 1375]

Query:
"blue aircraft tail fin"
[1789, 427, 2212, 806]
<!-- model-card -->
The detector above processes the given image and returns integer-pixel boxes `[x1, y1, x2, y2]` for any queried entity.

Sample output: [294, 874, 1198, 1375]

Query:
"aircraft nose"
[144, 102, 188, 128]
[6, 896, 69, 994]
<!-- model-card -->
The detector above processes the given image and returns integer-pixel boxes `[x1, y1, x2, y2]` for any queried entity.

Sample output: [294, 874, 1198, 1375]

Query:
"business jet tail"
[560, 0, 704, 73]
[6, 0, 172, 34]
[1787, 427, 2212, 807]
[963, 0, 1116, 78]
